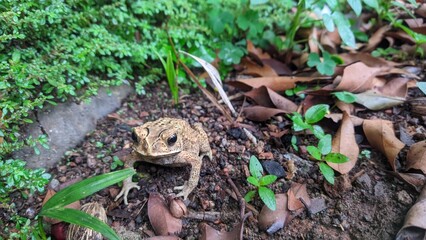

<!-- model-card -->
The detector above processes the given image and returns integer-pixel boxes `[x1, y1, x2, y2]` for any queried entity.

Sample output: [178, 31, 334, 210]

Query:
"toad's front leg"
[115, 153, 140, 205]
[172, 152, 202, 200]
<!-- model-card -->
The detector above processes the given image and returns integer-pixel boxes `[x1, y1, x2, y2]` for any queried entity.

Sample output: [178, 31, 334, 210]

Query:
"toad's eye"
[167, 134, 177, 146]
[131, 131, 138, 143]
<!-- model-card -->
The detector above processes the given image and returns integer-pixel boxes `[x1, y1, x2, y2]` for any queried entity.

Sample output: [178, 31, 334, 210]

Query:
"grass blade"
[41, 168, 134, 210]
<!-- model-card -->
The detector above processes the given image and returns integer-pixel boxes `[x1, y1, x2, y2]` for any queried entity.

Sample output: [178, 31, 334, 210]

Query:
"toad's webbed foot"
[115, 177, 140, 205]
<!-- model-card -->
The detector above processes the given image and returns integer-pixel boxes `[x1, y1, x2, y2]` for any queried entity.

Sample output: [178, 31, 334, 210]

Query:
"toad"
[115, 117, 212, 204]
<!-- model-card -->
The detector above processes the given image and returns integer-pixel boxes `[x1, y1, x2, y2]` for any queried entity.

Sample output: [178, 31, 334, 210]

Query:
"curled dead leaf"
[363, 119, 405, 171]
[327, 111, 359, 174]
[325, 113, 364, 126]
[148, 193, 182, 236]
[396, 186, 426, 240]
[240, 57, 278, 77]
[406, 140, 426, 175]
[335, 62, 382, 93]
[339, 52, 398, 68]
[200, 213, 250, 240]
[229, 76, 331, 92]
[355, 90, 405, 110]
[362, 25, 391, 52]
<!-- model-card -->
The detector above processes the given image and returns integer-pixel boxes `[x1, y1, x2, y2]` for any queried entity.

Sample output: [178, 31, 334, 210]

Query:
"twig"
[186, 210, 221, 222]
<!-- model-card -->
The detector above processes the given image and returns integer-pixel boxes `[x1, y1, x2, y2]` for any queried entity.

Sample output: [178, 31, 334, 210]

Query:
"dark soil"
[8, 83, 425, 239]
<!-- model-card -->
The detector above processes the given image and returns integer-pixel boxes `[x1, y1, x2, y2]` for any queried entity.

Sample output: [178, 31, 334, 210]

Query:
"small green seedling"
[156, 49, 179, 105]
[289, 104, 349, 185]
[244, 155, 277, 211]
[110, 156, 124, 170]
[307, 51, 338, 76]
[285, 84, 307, 98]
[332, 91, 357, 103]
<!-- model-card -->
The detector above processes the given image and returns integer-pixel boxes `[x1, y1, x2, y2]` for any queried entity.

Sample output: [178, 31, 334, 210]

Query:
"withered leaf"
[287, 183, 311, 211]
[229, 76, 330, 92]
[240, 57, 278, 77]
[355, 90, 405, 110]
[362, 25, 391, 52]
[148, 193, 182, 236]
[406, 140, 426, 175]
[339, 52, 398, 68]
[258, 194, 291, 234]
[396, 185, 426, 240]
[325, 113, 364, 126]
[244, 86, 298, 112]
[328, 111, 359, 174]
[242, 106, 287, 122]
[335, 62, 382, 93]
[200, 213, 250, 240]
[363, 119, 405, 171]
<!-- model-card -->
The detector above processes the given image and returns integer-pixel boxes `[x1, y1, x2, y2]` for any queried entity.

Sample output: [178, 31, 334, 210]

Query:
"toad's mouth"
[136, 149, 181, 158]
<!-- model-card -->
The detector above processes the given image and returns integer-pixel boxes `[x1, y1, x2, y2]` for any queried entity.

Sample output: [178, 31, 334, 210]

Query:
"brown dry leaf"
[363, 119, 405, 171]
[362, 25, 391, 52]
[42, 189, 81, 224]
[416, 4, 426, 18]
[320, 30, 340, 54]
[376, 77, 409, 98]
[406, 140, 426, 175]
[247, 40, 270, 59]
[262, 59, 292, 75]
[328, 111, 359, 174]
[148, 193, 182, 236]
[396, 185, 426, 240]
[146, 237, 181, 240]
[325, 113, 365, 126]
[287, 183, 311, 211]
[240, 57, 278, 77]
[355, 90, 405, 110]
[258, 194, 291, 234]
[200, 213, 250, 240]
[242, 106, 287, 122]
[339, 52, 398, 68]
[244, 86, 298, 112]
[335, 101, 355, 114]
[394, 172, 426, 192]
[309, 27, 320, 54]
[335, 62, 382, 93]
[230, 76, 330, 92]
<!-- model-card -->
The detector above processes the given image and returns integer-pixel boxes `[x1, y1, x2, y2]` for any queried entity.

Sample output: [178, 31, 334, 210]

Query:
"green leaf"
[308, 52, 336, 75]
[312, 125, 325, 139]
[291, 135, 299, 151]
[249, 155, 263, 179]
[319, 162, 335, 185]
[259, 175, 277, 186]
[307, 53, 321, 67]
[41, 208, 119, 240]
[307, 146, 322, 160]
[332, 91, 357, 103]
[325, 0, 338, 9]
[362, 0, 379, 13]
[41, 169, 135, 210]
[250, 0, 269, 5]
[259, 186, 276, 211]
[322, 13, 334, 32]
[218, 42, 245, 65]
[348, 0, 362, 16]
[318, 134, 332, 155]
[305, 104, 329, 124]
[247, 176, 260, 187]
[325, 153, 349, 163]
[237, 10, 258, 31]
[290, 113, 311, 131]
[418, 82, 426, 95]
[207, 9, 234, 34]
[332, 12, 356, 48]
[244, 190, 257, 202]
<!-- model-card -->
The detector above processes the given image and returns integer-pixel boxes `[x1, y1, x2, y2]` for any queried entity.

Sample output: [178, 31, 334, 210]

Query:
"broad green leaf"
[325, 0, 338, 9]
[244, 190, 257, 202]
[312, 125, 325, 139]
[319, 162, 335, 185]
[332, 12, 356, 48]
[291, 135, 299, 151]
[305, 104, 329, 124]
[259, 186, 276, 211]
[333, 91, 357, 103]
[290, 113, 311, 131]
[362, 0, 379, 13]
[418, 82, 426, 95]
[250, 0, 269, 6]
[247, 176, 260, 187]
[325, 152, 349, 163]
[307, 53, 321, 67]
[348, 0, 362, 16]
[237, 10, 258, 31]
[218, 42, 245, 65]
[322, 13, 334, 32]
[307, 146, 322, 160]
[249, 155, 263, 179]
[41, 208, 119, 240]
[259, 175, 277, 186]
[207, 9, 234, 34]
[318, 134, 332, 155]
[42, 169, 135, 210]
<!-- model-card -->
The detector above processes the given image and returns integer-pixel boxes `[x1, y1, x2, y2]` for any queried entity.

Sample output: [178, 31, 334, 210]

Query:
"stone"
[262, 160, 286, 178]
[397, 190, 413, 205]
[13, 85, 132, 169]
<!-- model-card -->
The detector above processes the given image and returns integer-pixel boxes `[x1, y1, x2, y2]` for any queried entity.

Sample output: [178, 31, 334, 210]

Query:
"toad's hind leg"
[193, 123, 213, 161]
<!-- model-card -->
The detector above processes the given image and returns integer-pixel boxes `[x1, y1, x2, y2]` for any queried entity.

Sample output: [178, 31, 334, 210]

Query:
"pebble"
[227, 127, 247, 140]
[48, 178, 60, 191]
[356, 173, 372, 191]
[397, 190, 413, 205]
[262, 160, 286, 178]
[25, 207, 36, 219]
[374, 181, 386, 197]
[87, 155, 98, 169]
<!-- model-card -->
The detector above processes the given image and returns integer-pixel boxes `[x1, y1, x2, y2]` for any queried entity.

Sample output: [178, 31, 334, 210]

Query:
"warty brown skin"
[115, 117, 212, 205]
